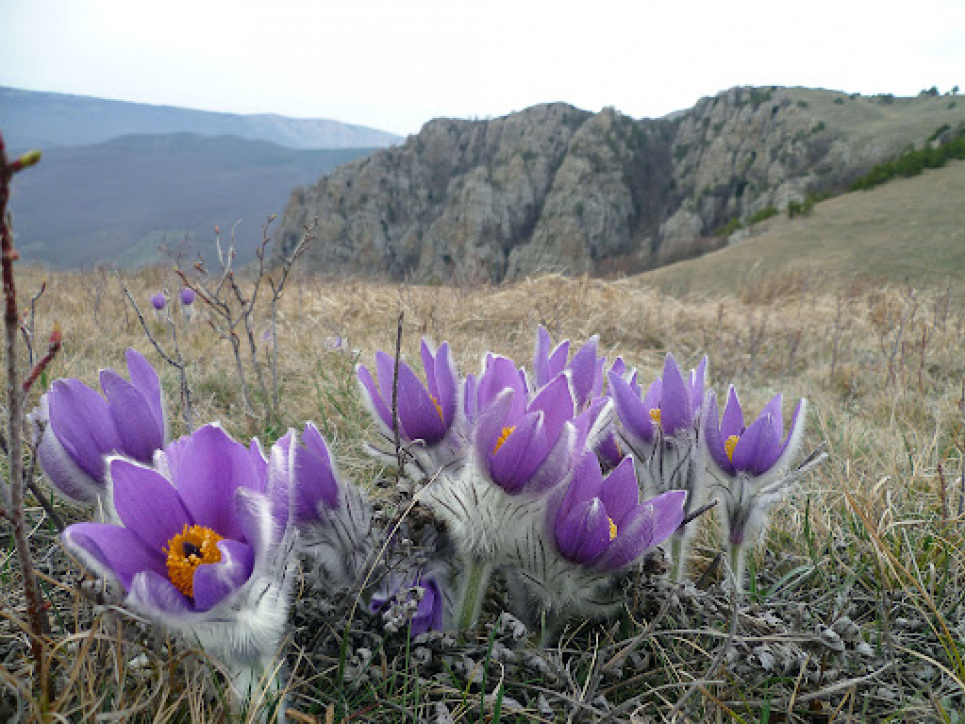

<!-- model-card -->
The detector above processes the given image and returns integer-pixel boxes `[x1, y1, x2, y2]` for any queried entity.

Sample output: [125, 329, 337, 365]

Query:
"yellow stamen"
[724, 434, 740, 462]
[430, 394, 444, 422]
[649, 409, 661, 425]
[493, 425, 516, 454]
[164, 524, 224, 598]
[608, 516, 618, 541]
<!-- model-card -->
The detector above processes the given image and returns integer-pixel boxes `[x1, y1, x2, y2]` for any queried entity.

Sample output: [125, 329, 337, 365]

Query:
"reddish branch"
[1, 132, 52, 690]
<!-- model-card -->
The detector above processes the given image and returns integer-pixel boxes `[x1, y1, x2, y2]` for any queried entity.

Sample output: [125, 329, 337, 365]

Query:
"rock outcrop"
[278, 86, 965, 281]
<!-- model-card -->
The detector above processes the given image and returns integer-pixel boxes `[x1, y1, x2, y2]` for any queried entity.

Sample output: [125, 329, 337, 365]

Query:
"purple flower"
[532, 326, 605, 408]
[705, 387, 805, 480]
[34, 349, 166, 506]
[180, 288, 195, 306]
[370, 570, 447, 636]
[292, 422, 374, 586]
[62, 424, 295, 665]
[151, 292, 167, 311]
[472, 357, 576, 494]
[62, 423, 297, 706]
[554, 453, 685, 570]
[609, 353, 707, 446]
[357, 339, 459, 447]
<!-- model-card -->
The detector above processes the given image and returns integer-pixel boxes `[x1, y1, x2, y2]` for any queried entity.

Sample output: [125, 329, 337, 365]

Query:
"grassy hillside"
[642, 158, 965, 296]
[8, 133, 374, 268]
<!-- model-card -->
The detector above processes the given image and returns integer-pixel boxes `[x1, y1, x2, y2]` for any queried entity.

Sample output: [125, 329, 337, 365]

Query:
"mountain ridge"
[275, 86, 965, 282]
[0, 85, 401, 150]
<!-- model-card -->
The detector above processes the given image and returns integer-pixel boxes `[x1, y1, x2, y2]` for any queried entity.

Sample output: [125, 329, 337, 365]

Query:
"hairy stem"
[457, 557, 492, 632]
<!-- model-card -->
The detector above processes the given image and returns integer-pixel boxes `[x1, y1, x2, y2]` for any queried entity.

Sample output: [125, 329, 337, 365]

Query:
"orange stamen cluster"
[608, 516, 618, 541]
[649, 409, 661, 425]
[724, 434, 740, 462]
[164, 524, 223, 598]
[493, 425, 516, 454]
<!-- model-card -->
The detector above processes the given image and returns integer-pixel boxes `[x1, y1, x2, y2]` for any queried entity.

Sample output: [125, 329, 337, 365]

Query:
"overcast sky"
[1, 0, 963, 136]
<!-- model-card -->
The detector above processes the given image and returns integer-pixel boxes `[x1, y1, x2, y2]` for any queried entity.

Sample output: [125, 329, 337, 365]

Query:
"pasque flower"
[704, 387, 811, 590]
[63, 423, 297, 705]
[180, 287, 196, 321]
[151, 292, 167, 311]
[531, 326, 605, 408]
[34, 348, 166, 510]
[608, 352, 708, 581]
[292, 422, 374, 588]
[357, 339, 463, 476]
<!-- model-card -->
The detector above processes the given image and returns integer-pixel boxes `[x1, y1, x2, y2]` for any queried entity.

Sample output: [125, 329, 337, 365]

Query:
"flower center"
[430, 393, 445, 422]
[493, 425, 516, 454]
[164, 524, 223, 598]
[725, 434, 740, 462]
[649, 408, 661, 425]
[608, 516, 618, 541]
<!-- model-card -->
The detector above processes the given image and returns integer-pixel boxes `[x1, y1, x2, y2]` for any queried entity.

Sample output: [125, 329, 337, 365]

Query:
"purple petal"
[249, 438, 269, 493]
[760, 393, 785, 441]
[732, 411, 783, 475]
[37, 424, 102, 502]
[396, 362, 447, 443]
[547, 341, 570, 386]
[357, 363, 393, 431]
[488, 412, 547, 494]
[235, 488, 278, 559]
[478, 355, 527, 417]
[124, 349, 165, 439]
[720, 386, 744, 439]
[100, 370, 163, 462]
[267, 430, 294, 531]
[690, 356, 708, 415]
[63, 522, 166, 591]
[128, 570, 191, 617]
[412, 577, 445, 635]
[704, 390, 736, 476]
[776, 398, 806, 461]
[48, 379, 121, 480]
[374, 350, 400, 415]
[609, 357, 627, 379]
[111, 458, 192, 551]
[428, 341, 458, 426]
[555, 498, 611, 564]
[192, 539, 255, 611]
[533, 326, 553, 389]
[659, 354, 691, 437]
[600, 457, 639, 526]
[567, 336, 600, 407]
[609, 371, 654, 443]
[597, 489, 686, 570]
[294, 423, 340, 523]
[171, 424, 258, 541]
[528, 372, 575, 446]
[473, 388, 514, 464]
[558, 451, 605, 520]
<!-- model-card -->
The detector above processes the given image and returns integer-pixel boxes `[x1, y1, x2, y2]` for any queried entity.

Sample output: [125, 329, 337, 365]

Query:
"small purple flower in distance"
[62, 423, 297, 700]
[33, 348, 167, 510]
[151, 292, 166, 311]
[180, 288, 195, 306]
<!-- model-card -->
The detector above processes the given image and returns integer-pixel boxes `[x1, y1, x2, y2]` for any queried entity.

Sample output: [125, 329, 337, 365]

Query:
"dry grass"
[2, 260, 965, 721]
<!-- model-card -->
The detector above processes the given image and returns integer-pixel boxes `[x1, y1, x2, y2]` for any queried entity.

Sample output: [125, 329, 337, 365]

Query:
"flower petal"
[192, 539, 255, 611]
[559, 451, 605, 520]
[600, 457, 639, 526]
[357, 363, 393, 431]
[609, 371, 654, 444]
[597, 489, 686, 570]
[555, 498, 611, 564]
[100, 370, 163, 462]
[528, 371, 575, 446]
[127, 570, 191, 619]
[110, 458, 192, 551]
[396, 362, 447, 443]
[721, 386, 744, 439]
[124, 348, 165, 440]
[294, 423, 340, 523]
[567, 335, 600, 407]
[48, 379, 121, 480]
[37, 423, 102, 502]
[62, 522, 166, 591]
[172, 424, 259, 541]
[659, 353, 691, 437]
[704, 390, 736, 476]
[488, 411, 546, 494]
[732, 411, 782, 475]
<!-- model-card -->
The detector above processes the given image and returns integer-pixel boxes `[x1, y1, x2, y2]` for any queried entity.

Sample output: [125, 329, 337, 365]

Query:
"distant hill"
[274, 86, 965, 283]
[0, 85, 402, 150]
[638, 159, 965, 295]
[8, 133, 376, 268]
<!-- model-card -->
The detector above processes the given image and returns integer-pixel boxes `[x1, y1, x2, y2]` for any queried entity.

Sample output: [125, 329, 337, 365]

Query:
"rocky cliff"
[277, 86, 965, 282]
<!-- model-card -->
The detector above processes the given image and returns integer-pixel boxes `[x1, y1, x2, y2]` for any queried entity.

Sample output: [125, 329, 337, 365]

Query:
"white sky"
[1, 0, 963, 137]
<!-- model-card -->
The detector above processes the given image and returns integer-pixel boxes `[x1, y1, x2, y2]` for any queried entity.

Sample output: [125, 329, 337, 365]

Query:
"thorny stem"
[1, 133, 51, 695]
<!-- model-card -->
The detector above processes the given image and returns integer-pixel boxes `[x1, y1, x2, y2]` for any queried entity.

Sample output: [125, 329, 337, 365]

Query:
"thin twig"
[392, 311, 405, 482]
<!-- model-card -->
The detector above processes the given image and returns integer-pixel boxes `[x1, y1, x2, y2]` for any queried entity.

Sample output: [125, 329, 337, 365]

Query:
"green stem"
[729, 543, 745, 593]
[669, 533, 690, 583]
[457, 558, 492, 631]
